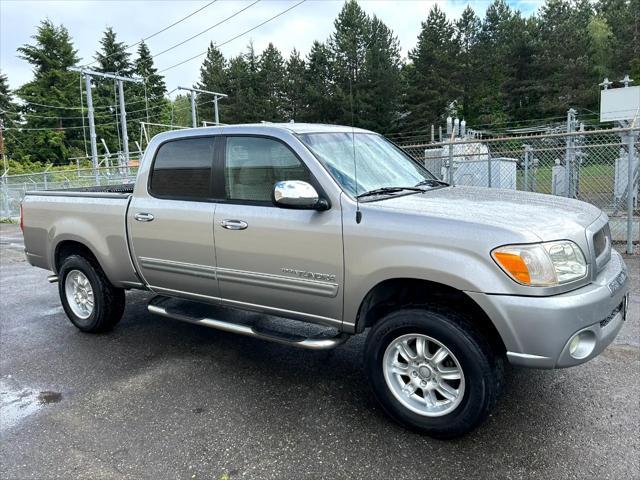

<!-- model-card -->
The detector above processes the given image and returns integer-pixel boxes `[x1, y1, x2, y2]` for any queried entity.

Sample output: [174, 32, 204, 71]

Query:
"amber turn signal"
[492, 251, 531, 284]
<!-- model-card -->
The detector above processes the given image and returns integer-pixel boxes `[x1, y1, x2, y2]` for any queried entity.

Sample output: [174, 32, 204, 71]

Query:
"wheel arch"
[355, 277, 506, 354]
[53, 239, 101, 274]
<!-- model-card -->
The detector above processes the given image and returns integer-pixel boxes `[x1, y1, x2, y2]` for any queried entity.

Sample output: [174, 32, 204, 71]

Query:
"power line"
[80, 1, 218, 68]
[2, 97, 204, 132]
[152, 0, 261, 59]
[157, 0, 307, 74]
[2, 110, 114, 120]
[4, 122, 119, 131]
[10, 87, 177, 113]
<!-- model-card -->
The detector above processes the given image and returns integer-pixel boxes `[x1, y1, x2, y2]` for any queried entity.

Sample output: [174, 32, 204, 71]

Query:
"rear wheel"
[365, 307, 502, 438]
[58, 255, 125, 333]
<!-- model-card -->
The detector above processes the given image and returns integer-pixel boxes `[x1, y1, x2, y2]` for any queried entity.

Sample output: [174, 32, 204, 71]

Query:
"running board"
[148, 296, 350, 350]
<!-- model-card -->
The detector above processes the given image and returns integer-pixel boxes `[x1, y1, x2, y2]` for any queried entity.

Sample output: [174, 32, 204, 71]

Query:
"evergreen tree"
[360, 16, 402, 132]
[131, 41, 169, 133]
[596, 0, 640, 80]
[93, 27, 133, 154]
[0, 72, 13, 113]
[196, 42, 228, 124]
[304, 41, 336, 123]
[534, 0, 595, 117]
[283, 49, 307, 121]
[455, 7, 482, 123]
[0, 72, 27, 164]
[474, 0, 517, 124]
[15, 20, 81, 164]
[258, 43, 286, 121]
[95, 27, 132, 75]
[329, 0, 371, 125]
[225, 47, 261, 124]
[405, 5, 459, 130]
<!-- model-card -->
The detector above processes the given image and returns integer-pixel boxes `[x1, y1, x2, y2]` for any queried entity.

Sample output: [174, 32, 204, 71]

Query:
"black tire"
[364, 306, 502, 439]
[58, 254, 125, 333]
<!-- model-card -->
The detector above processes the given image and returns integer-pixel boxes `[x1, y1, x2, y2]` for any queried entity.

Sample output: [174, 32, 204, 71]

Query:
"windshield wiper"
[356, 186, 425, 199]
[415, 179, 449, 188]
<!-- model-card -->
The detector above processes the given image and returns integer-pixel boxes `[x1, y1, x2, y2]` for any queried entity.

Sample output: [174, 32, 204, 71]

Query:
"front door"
[128, 135, 219, 301]
[213, 135, 343, 327]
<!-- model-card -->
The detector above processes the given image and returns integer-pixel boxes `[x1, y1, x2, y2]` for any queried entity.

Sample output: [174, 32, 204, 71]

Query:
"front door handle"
[220, 219, 248, 230]
[134, 212, 154, 222]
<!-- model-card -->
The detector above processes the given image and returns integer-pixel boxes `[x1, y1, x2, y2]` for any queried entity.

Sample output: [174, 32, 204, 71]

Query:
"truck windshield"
[298, 132, 438, 198]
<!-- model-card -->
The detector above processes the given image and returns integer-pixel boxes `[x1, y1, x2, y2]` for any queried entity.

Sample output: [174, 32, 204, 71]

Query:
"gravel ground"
[1, 223, 638, 480]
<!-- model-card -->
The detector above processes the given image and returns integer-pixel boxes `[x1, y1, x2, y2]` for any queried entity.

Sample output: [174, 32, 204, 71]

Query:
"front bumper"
[468, 249, 629, 368]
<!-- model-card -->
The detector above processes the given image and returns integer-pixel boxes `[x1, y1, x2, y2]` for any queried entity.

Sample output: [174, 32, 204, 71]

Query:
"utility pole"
[177, 86, 228, 127]
[0, 115, 7, 218]
[0, 115, 6, 175]
[71, 68, 143, 177]
[190, 93, 197, 128]
[565, 108, 577, 198]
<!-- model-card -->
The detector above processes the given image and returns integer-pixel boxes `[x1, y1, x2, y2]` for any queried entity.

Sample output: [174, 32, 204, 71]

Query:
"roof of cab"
[152, 122, 374, 143]
[229, 122, 373, 135]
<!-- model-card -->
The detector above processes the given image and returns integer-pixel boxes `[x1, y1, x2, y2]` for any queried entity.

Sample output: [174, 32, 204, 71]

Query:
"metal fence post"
[523, 145, 530, 191]
[627, 130, 637, 254]
[448, 140, 455, 185]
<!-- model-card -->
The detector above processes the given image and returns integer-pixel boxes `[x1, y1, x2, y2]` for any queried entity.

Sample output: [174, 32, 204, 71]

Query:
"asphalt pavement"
[1, 223, 638, 480]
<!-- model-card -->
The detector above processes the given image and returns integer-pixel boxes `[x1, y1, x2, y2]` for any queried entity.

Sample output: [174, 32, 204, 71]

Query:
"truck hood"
[372, 186, 602, 241]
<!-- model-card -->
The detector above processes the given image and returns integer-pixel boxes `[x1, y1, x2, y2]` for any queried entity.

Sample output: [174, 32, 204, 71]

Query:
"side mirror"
[273, 180, 328, 210]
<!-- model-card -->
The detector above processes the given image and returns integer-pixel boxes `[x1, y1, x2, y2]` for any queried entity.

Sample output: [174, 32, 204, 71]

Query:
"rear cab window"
[149, 137, 215, 199]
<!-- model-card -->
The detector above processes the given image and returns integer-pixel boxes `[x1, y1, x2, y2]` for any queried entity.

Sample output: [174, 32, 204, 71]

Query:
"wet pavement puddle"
[0, 379, 62, 432]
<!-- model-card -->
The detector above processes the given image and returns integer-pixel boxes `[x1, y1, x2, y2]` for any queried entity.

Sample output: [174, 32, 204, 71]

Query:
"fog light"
[567, 331, 596, 360]
[569, 335, 581, 355]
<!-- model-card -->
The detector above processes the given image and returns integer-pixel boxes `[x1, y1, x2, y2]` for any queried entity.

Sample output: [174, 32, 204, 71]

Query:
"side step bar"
[148, 296, 350, 350]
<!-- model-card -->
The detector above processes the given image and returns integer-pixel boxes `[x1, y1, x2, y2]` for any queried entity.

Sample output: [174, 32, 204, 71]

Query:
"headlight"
[491, 240, 587, 286]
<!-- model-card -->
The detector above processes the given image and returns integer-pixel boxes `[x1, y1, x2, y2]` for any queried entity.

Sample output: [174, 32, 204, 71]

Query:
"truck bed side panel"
[22, 193, 140, 288]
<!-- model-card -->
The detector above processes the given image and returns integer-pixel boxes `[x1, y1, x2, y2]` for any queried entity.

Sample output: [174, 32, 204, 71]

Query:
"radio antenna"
[349, 75, 362, 224]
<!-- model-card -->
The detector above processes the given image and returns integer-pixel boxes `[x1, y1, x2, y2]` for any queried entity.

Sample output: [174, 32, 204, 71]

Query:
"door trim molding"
[139, 257, 218, 280]
[139, 257, 339, 298]
[216, 267, 339, 298]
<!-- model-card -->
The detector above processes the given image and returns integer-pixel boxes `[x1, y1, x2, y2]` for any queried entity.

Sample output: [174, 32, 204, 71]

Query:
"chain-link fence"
[2, 126, 638, 249]
[400, 127, 639, 249]
[1, 165, 139, 219]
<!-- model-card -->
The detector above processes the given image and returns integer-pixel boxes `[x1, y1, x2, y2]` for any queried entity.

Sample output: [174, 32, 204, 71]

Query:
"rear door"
[128, 136, 220, 301]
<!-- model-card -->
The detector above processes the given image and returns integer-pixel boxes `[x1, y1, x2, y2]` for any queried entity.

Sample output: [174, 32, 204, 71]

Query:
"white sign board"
[600, 85, 640, 122]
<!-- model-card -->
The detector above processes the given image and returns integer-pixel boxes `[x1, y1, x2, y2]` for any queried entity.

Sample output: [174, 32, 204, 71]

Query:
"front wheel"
[364, 307, 502, 438]
[58, 254, 125, 333]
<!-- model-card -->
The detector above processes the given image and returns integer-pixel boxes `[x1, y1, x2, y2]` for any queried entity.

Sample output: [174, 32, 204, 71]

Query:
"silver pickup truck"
[21, 123, 630, 438]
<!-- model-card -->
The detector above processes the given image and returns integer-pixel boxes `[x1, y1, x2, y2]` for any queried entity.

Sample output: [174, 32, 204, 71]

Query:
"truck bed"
[21, 188, 140, 288]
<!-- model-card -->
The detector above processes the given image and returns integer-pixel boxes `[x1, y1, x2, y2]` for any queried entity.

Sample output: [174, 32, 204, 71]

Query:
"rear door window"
[150, 137, 215, 199]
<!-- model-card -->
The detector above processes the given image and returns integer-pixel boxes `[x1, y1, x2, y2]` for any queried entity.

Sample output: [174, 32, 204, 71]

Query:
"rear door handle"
[220, 219, 248, 230]
[134, 212, 154, 222]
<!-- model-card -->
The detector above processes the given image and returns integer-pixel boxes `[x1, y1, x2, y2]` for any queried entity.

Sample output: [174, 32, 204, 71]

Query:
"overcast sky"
[1, 0, 543, 97]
